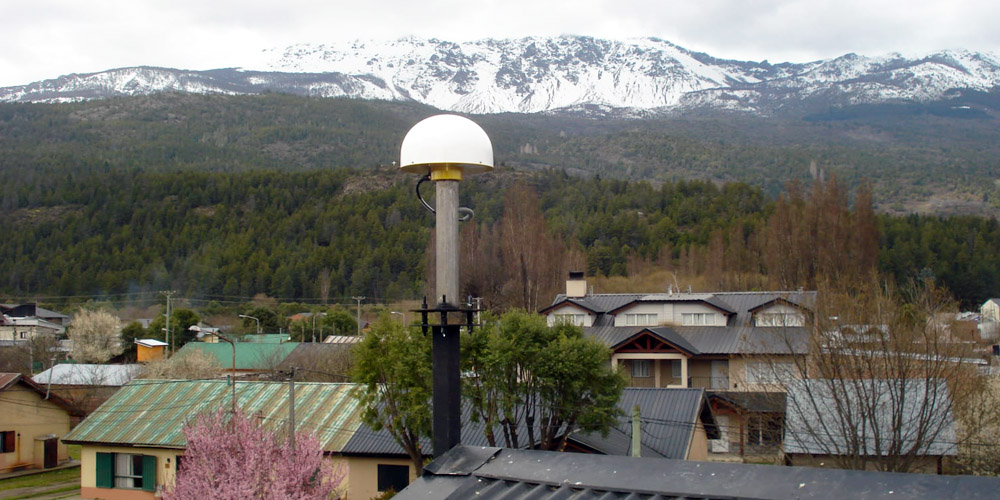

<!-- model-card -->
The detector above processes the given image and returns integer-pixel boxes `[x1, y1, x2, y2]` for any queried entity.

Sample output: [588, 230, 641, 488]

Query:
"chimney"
[567, 271, 587, 298]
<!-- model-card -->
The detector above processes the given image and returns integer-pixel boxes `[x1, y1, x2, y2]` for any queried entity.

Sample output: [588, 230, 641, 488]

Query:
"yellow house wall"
[687, 422, 709, 461]
[136, 345, 164, 363]
[0, 385, 71, 472]
[79, 445, 181, 499]
[343, 456, 418, 500]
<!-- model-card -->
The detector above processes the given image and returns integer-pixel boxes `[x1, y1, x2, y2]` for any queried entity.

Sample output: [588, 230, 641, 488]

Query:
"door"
[711, 415, 730, 453]
[43, 437, 57, 468]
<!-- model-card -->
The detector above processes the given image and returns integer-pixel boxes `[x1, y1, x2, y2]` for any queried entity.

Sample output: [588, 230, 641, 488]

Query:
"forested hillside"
[2, 94, 1000, 309]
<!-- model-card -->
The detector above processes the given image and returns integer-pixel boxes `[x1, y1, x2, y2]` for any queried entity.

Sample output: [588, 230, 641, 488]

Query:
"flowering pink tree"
[164, 409, 343, 500]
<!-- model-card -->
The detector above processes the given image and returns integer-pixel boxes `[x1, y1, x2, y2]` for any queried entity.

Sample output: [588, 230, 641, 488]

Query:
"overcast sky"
[2, 0, 999, 87]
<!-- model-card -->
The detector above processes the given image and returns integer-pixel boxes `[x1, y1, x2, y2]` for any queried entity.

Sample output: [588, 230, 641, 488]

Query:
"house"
[394, 444, 1000, 500]
[1, 304, 71, 326]
[541, 273, 814, 460]
[980, 299, 1000, 340]
[31, 364, 141, 418]
[784, 378, 957, 474]
[339, 388, 718, 499]
[0, 316, 66, 343]
[0, 373, 80, 473]
[134, 339, 167, 362]
[242, 333, 291, 343]
[62, 379, 363, 499]
[172, 341, 298, 374]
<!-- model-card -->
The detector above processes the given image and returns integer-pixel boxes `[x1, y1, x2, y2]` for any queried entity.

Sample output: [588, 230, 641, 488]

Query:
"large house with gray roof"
[540, 273, 816, 460]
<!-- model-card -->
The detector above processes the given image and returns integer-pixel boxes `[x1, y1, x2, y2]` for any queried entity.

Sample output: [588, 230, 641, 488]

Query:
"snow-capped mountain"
[2, 36, 999, 116]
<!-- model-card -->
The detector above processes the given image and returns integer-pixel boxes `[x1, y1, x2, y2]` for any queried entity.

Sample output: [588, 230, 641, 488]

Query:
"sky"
[2, 0, 999, 88]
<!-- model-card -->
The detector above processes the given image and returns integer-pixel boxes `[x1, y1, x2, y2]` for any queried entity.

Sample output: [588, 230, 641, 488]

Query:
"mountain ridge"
[2, 36, 999, 116]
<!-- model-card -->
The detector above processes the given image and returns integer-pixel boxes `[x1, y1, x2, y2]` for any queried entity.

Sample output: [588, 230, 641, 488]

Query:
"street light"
[391, 311, 406, 325]
[238, 314, 261, 334]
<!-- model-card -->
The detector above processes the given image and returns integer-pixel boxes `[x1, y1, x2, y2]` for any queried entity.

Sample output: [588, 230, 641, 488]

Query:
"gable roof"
[610, 327, 700, 356]
[0, 372, 81, 415]
[395, 445, 1000, 500]
[31, 364, 142, 386]
[784, 379, 957, 457]
[570, 388, 717, 459]
[63, 379, 362, 450]
[608, 293, 737, 316]
[590, 325, 810, 355]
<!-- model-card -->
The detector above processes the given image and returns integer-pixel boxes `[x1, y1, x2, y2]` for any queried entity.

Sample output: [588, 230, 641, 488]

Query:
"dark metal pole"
[432, 304, 462, 457]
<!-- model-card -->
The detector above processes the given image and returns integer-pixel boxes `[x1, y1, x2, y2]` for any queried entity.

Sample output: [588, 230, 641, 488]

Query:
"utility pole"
[160, 290, 176, 356]
[288, 367, 296, 452]
[352, 296, 365, 335]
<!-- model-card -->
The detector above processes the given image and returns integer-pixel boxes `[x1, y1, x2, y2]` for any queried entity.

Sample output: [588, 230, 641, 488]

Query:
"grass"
[68, 445, 81, 461]
[0, 467, 80, 492]
[2, 484, 78, 500]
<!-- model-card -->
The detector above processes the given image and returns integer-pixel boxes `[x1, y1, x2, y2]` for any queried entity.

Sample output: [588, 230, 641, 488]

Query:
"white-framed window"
[755, 312, 805, 327]
[745, 361, 797, 385]
[625, 313, 658, 326]
[553, 313, 586, 326]
[115, 454, 146, 489]
[631, 360, 652, 378]
[681, 313, 716, 326]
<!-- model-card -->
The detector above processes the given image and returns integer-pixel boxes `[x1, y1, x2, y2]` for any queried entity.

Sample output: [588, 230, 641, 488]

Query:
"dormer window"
[625, 313, 658, 326]
[553, 313, 586, 326]
[755, 312, 804, 327]
[681, 313, 716, 326]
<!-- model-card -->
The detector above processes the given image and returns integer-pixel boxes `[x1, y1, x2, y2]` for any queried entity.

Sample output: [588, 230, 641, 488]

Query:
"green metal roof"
[176, 342, 299, 370]
[63, 379, 363, 452]
[242, 334, 292, 344]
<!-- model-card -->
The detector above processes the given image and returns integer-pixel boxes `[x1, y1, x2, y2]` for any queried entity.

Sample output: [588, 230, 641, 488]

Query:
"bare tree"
[140, 349, 223, 379]
[776, 277, 985, 473]
[68, 309, 124, 363]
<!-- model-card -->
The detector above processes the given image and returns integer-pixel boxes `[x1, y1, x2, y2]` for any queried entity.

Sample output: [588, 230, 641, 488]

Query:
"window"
[745, 361, 797, 385]
[681, 313, 715, 326]
[747, 416, 783, 447]
[670, 360, 682, 378]
[96, 453, 156, 492]
[631, 360, 651, 378]
[755, 312, 804, 327]
[377, 464, 409, 493]
[553, 314, 586, 326]
[1, 431, 14, 453]
[625, 313, 658, 326]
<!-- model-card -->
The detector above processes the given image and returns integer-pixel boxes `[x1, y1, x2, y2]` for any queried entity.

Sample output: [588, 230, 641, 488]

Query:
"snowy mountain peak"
[2, 36, 999, 116]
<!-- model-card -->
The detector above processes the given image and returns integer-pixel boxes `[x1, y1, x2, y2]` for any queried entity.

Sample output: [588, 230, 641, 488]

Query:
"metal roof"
[174, 342, 299, 370]
[31, 364, 142, 386]
[343, 389, 712, 460]
[572, 388, 715, 459]
[784, 379, 957, 457]
[63, 379, 363, 451]
[396, 445, 1000, 500]
[589, 325, 809, 355]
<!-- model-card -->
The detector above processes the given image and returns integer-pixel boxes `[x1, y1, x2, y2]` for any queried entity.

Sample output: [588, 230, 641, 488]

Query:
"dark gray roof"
[589, 325, 809, 355]
[342, 389, 714, 460]
[572, 388, 716, 460]
[396, 445, 1000, 500]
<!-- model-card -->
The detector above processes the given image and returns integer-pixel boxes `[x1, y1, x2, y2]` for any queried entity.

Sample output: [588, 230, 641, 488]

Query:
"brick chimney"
[566, 271, 587, 298]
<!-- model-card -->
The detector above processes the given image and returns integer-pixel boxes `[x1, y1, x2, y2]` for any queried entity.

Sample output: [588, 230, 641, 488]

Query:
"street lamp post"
[194, 327, 237, 414]
[238, 314, 261, 334]
[390, 311, 405, 325]
[399, 114, 493, 457]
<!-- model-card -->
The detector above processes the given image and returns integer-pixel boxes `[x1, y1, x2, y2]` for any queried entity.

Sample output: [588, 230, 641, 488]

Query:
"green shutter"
[95, 453, 114, 488]
[142, 455, 157, 492]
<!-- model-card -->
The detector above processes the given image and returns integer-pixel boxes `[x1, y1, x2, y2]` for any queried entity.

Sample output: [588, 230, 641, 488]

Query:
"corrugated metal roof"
[396, 445, 1000, 500]
[588, 325, 809, 355]
[784, 379, 957, 457]
[31, 364, 142, 386]
[63, 380, 363, 452]
[343, 389, 710, 460]
[572, 388, 709, 459]
[174, 342, 299, 370]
